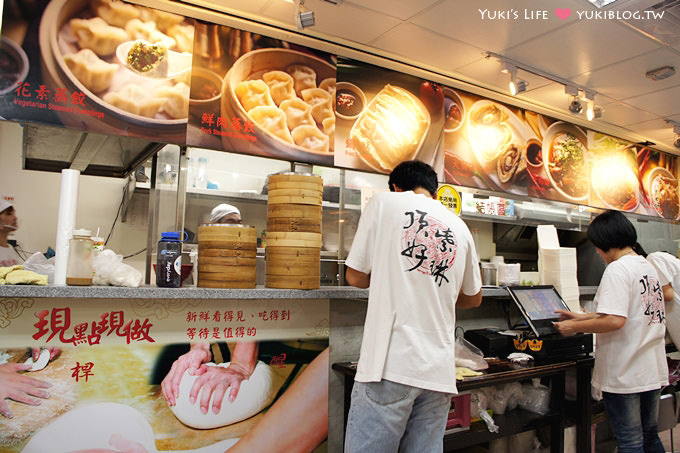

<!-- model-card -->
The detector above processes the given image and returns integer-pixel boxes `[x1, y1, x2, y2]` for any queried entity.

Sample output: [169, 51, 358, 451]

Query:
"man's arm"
[346, 266, 370, 289]
[457, 290, 482, 309]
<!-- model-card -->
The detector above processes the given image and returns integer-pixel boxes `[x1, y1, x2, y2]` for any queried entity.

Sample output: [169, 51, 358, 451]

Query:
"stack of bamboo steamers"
[197, 225, 257, 289]
[265, 173, 322, 289]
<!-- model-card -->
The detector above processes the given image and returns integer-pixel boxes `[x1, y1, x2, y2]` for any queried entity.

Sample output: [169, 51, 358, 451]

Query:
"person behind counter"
[555, 210, 667, 453]
[343, 160, 482, 453]
[210, 204, 242, 225]
[0, 199, 22, 267]
[632, 242, 680, 352]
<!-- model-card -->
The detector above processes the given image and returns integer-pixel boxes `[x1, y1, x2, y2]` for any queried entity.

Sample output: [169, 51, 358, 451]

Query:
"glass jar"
[66, 229, 94, 286]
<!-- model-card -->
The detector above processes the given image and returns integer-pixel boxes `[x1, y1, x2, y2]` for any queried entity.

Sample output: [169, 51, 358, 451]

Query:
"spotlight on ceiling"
[295, 0, 315, 29]
[502, 63, 527, 96]
[568, 96, 583, 114]
[584, 91, 596, 121]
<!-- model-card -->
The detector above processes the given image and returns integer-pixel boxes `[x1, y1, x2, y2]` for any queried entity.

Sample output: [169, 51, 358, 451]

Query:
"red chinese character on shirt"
[54, 88, 69, 103]
[71, 361, 94, 382]
[35, 85, 50, 101]
[71, 92, 86, 106]
[15, 82, 31, 97]
[201, 113, 215, 127]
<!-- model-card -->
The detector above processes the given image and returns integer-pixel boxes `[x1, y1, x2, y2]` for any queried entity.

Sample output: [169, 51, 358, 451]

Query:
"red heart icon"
[555, 7, 572, 20]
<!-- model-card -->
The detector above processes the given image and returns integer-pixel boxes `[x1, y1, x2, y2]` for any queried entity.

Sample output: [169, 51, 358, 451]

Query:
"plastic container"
[193, 157, 207, 188]
[66, 229, 94, 286]
[157, 231, 182, 288]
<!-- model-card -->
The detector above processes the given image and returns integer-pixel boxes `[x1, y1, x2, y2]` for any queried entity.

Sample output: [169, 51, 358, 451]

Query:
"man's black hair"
[587, 210, 637, 252]
[388, 160, 438, 196]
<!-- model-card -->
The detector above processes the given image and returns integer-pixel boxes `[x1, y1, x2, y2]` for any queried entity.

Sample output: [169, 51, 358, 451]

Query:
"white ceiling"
[172, 0, 680, 153]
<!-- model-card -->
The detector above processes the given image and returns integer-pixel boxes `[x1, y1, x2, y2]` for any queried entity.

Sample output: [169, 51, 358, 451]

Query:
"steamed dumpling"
[94, 0, 141, 28]
[63, 49, 118, 93]
[168, 23, 195, 53]
[125, 19, 176, 48]
[291, 125, 330, 153]
[286, 65, 316, 96]
[248, 106, 294, 144]
[301, 88, 333, 124]
[262, 71, 296, 106]
[322, 116, 335, 151]
[235, 80, 274, 112]
[156, 82, 190, 119]
[69, 17, 129, 56]
[140, 7, 185, 32]
[103, 84, 166, 118]
[279, 98, 314, 131]
[319, 78, 336, 105]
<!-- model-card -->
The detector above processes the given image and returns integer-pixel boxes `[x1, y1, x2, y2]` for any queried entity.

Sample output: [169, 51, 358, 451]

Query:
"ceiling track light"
[295, 0, 315, 29]
[568, 95, 583, 114]
[667, 120, 680, 149]
[501, 63, 527, 95]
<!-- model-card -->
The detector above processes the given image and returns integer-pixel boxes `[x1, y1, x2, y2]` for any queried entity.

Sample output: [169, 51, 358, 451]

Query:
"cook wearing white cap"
[0, 199, 22, 267]
[210, 204, 242, 224]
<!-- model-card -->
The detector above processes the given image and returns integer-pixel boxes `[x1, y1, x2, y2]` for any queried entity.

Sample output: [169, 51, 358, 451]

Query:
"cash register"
[464, 285, 593, 361]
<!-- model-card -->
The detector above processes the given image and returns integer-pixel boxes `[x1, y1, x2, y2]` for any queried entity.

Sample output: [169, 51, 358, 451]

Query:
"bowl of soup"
[542, 122, 589, 202]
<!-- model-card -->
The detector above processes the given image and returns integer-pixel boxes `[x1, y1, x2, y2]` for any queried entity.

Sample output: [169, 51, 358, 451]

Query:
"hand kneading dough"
[170, 361, 281, 429]
[22, 402, 158, 453]
[23, 348, 50, 372]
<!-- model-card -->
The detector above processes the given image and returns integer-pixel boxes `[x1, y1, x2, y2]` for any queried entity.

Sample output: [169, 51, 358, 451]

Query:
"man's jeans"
[603, 389, 665, 453]
[344, 379, 452, 453]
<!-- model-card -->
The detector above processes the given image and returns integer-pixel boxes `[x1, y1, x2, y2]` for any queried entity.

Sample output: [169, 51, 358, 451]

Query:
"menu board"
[1, 0, 679, 220]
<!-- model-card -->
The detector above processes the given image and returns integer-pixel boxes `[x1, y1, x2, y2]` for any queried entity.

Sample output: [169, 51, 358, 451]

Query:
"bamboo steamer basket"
[198, 224, 257, 288]
[265, 173, 323, 289]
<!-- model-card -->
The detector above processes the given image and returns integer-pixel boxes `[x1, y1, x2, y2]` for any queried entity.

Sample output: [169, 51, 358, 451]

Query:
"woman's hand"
[161, 343, 211, 406]
[0, 362, 51, 418]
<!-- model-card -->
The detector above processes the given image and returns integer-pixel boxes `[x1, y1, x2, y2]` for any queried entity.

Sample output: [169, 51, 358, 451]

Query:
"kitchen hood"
[21, 123, 164, 178]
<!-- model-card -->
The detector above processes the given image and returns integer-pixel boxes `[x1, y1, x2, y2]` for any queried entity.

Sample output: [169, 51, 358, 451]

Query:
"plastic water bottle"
[157, 231, 182, 288]
[193, 157, 208, 188]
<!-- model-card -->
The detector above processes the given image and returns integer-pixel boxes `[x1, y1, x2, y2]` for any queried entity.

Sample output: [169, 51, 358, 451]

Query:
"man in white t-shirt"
[0, 199, 22, 267]
[343, 160, 482, 453]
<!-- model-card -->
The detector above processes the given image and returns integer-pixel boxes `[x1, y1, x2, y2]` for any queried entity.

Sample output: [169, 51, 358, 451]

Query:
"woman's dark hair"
[587, 210, 637, 252]
[388, 160, 438, 196]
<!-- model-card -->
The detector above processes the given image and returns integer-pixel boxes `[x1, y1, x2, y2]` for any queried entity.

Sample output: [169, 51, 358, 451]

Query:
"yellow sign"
[437, 184, 461, 215]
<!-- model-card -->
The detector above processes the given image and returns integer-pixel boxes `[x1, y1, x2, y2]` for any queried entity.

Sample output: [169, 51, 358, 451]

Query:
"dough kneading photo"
[22, 402, 159, 453]
[170, 361, 281, 429]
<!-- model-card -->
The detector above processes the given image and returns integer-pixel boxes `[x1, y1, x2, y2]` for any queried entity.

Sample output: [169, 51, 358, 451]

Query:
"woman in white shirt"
[555, 210, 667, 453]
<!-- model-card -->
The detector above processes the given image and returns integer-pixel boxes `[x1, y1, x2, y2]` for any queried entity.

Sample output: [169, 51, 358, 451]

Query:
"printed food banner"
[334, 58, 445, 176]
[0, 297, 329, 452]
[442, 89, 680, 221]
[1, 0, 679, 220]
[0, 0, 193, 144]
[185, 24, 336, 167]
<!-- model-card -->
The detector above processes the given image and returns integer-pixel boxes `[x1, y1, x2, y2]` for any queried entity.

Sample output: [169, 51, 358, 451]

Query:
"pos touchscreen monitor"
[506, 285, 571, 337]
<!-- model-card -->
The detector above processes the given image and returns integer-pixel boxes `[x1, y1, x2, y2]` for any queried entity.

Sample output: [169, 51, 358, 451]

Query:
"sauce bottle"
[157, 231, 182, 288]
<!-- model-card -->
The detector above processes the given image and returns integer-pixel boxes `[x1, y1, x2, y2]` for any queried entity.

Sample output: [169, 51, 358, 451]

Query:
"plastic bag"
[93, 249, 142, 287]
[518, 378, 551, 415]
[455, 336, 489, 371]
[22, 252, 55, 284]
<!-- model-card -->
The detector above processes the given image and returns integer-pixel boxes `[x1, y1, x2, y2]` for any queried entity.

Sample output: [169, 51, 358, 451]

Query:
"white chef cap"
[0, 199, 13, 214]
[210, 204, 241, 223]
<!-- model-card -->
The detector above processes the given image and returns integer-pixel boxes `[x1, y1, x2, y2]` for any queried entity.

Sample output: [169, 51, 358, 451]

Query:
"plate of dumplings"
[222, 48, 336, 161]
[39, 0, 194, 141]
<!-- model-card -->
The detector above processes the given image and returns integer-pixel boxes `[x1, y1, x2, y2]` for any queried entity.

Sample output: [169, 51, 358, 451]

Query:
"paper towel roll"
[54, 169, 80, 286]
